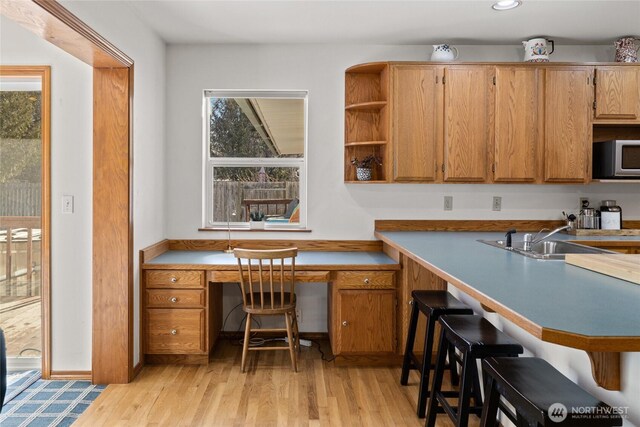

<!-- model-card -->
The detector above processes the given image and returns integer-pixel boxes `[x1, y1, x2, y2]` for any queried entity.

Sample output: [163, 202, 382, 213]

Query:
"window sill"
[198, 227, 312, 233]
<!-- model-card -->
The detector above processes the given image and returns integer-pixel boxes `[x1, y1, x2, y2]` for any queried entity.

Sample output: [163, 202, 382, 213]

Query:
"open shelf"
[345, 101, 387, 111]
[345, 63, 390, 183]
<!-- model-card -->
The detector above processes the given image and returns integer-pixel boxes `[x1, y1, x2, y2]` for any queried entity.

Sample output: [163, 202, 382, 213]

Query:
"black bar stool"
[481, 357, 623, 427]
[426, 314, 524, 427]
[400, 290, 474, 418]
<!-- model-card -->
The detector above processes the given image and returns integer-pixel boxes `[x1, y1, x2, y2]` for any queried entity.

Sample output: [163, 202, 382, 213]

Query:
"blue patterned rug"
[0, 378, 105, 427]
[5, 371, 42, 404]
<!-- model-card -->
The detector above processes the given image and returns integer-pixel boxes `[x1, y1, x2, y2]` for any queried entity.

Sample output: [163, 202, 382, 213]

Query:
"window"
[203, 90, 307, 228]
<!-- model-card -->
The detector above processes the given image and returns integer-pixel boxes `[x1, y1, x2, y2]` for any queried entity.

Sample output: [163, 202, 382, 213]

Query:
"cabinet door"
[544, 67, 593, 183]
[493, 67, 540, 182]
[443, 66, 492, 182]
[595, 67, 640, 120]
[337, 290, 395, 354]
[392, 65, 440, 181]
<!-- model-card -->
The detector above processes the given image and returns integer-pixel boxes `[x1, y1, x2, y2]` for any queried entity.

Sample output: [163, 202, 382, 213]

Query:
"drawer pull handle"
[170, 277, 177, 283]
[170, 329, 178, 335]
[363, 278, 370, 284]
[342, 321, 348, 327]
[170, 297, 178, 303]
[409, 300, 414, 305]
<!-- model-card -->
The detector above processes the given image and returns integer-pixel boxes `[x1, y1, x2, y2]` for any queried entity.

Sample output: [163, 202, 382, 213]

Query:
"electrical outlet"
[444, 196, 453, 211]
[580, 198, 590, 209]
[492, 196, 502, 212]
[296, 308, 302, 324]
[62, 195, 74, 214]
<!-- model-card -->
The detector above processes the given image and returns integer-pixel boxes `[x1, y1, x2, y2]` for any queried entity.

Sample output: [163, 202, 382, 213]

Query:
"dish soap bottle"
[600, 200, 622, 230]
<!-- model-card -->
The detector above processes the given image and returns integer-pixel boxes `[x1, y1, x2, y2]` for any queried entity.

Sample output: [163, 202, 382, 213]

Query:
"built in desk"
[140, 240, 400, 365]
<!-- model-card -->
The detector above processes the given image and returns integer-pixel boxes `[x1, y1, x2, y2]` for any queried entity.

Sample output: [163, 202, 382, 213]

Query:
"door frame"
[0, 65, 51, 377]
[1, 0, 135, 383]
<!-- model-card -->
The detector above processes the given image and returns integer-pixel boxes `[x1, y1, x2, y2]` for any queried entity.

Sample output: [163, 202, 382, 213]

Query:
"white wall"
[166, 43, 640, 334]
[166, 43, 640, 242]
[2, 0, 166, 370]
[63, 0, 167, 367]
[1, 16, 93, 370]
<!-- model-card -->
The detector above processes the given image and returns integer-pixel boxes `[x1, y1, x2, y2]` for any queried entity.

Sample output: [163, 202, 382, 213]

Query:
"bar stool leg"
[417, 315, 436, 418]
[479, 376, 500, 427]
[471, 359, 483, 408]
[401, 301, 420, 385]
[456, 352, 476, 427]
[448, 344, 460, 386]
[425, 328, 448, 427]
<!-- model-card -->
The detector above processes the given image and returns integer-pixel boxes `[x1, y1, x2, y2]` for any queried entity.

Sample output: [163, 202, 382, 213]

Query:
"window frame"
[202, 90, 308, 229]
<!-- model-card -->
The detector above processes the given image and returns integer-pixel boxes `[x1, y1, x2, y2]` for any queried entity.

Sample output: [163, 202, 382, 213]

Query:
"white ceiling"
[111, 0, 640, 45]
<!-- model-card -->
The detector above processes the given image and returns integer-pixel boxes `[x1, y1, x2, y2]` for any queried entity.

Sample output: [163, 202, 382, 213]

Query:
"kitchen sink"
[477, 239, 615, 260]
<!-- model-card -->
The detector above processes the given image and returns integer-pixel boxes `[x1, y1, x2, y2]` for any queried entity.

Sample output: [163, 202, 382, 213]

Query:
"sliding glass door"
[0, 67, 50, 373]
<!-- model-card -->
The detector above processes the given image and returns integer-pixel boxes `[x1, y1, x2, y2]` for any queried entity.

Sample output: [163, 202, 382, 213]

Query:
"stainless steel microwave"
[593, 140, 640, 178]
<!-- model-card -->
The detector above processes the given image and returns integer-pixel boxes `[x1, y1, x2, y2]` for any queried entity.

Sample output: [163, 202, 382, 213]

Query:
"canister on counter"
[600, 200, 622, 230]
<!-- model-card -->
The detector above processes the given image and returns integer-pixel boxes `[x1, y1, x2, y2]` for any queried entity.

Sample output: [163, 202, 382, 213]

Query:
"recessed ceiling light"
[492, 0, 522, 11]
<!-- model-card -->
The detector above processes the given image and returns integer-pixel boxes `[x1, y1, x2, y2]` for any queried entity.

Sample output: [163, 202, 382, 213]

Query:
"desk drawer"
[146, 309, 206, 353]
[146, 289, 206, 308]
[333, 271, 395, 289]
[146, 270, 204, 288]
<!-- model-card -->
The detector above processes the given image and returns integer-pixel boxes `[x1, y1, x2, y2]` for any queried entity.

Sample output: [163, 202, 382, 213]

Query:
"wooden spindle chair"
[233, 248, 300, 372]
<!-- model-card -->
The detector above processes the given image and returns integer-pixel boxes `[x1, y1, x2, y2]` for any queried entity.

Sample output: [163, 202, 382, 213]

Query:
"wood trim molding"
[1, 0, 133, 67]
[92, 67, 132, 384]
[0, 66, 52, 379]
[168, 239, 384, 252]
[49, 371, 92, 380]
[375, 219, 566, 232]
[140, 239, 170, 263]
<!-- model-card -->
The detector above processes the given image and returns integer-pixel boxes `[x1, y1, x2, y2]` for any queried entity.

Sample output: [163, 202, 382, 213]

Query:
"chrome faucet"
[523, 225, 571, 251]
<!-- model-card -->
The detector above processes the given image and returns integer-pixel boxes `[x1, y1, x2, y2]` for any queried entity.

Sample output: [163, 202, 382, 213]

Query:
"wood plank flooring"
[76, 339, 478, 426]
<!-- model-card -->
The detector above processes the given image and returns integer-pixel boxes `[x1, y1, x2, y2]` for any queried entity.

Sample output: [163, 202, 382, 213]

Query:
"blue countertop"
[376, 231, 640, 341]
[146, 250, 398, 269]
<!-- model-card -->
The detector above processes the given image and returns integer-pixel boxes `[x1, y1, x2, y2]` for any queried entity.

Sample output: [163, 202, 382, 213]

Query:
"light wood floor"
[76, 339, 478, 426]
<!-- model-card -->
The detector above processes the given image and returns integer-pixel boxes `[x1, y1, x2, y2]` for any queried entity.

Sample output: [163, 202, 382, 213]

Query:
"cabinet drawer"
[146, 309, 206, 354]
[146, 289, 206, 308]
[146, 270, 204, 288]
[333, 271, 395, 289]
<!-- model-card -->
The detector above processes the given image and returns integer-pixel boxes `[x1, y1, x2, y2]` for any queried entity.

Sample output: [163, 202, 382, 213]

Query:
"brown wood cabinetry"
[392, 65, 441, 181]
[493, 67, 542, 182]
[345, 62, 640, 184]
[543, 67, 594, 183]
[143, 269, 221, 363]
[328, 271, 396, 357]
[594, 67, 640, 122]
[443, 66, 493, 182]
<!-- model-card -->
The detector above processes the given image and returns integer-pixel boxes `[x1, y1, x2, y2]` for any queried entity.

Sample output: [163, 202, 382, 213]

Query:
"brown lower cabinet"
[328, 271, 396, 357]
[143, 269, 222, 363]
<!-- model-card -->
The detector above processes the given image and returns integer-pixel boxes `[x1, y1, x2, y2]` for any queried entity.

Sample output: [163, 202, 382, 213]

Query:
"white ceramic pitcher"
[522, 38, 554, 62]
[431, 44, 459, 62]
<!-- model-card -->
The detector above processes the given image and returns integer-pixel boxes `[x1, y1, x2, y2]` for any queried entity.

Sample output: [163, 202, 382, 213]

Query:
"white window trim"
[202, 90, 308, 229]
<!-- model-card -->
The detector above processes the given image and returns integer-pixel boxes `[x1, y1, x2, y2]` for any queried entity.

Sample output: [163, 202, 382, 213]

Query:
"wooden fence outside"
[0, 182, 41, 216]
[213, 181, 299, 222]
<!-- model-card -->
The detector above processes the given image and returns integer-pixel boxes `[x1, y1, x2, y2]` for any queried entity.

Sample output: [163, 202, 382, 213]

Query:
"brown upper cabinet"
[492, 66, 542, 182]
[543, 66, 594, 183]
[392, 65, 441, 181]
[594, 66, 640, 122]
[344, 62, 640, 184]
[443, 66, 493, 182]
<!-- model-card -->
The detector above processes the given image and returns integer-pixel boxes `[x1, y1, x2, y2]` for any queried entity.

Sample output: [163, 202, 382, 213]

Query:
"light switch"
[62, 195, 74, 214]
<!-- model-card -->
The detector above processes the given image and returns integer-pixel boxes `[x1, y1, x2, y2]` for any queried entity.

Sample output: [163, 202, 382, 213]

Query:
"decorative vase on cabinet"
[356, 167, 372, 181]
